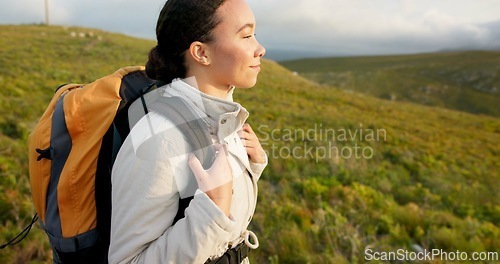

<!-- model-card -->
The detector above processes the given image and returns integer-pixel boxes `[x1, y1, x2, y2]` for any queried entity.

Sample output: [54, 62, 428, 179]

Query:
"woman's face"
[206, 0, 266, 89]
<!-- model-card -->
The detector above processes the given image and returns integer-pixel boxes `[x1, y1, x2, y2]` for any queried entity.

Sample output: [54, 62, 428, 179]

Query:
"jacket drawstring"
[242, 230, 259, 249]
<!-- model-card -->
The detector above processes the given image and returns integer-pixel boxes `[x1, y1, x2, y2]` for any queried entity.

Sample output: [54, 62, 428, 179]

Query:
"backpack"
[22, 66, 213, 263]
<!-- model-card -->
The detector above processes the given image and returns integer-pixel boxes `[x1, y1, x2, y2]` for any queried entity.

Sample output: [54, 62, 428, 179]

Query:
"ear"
[189, 41, 211, 66]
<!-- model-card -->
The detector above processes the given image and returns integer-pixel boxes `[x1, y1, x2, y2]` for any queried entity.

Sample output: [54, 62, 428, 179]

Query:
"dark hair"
[146, 0, 226, 83]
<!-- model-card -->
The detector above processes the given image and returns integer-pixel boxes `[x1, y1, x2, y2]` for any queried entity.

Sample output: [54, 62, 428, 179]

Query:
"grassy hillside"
[1, 25, 499, 263]
[280, 52, 500, 117]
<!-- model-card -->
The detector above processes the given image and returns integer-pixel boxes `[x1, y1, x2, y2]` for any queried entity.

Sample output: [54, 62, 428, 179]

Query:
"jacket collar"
[162, 78, 249, 141]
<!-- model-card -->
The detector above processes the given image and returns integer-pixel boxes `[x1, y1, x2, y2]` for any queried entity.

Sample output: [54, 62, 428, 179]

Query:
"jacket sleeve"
[109, 115, 236, 264]
[248, 153, 268, 181]
[135, 192, 237, 264]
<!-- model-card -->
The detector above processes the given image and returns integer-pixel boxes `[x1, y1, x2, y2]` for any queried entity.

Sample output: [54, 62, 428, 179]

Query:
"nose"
[255, 41, 266, 58]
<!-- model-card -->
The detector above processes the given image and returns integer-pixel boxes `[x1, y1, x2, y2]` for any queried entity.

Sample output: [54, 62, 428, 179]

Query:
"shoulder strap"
[148, 96, 215, 224]
[94, 71, 155, 260]
[149, 96, 215, 168]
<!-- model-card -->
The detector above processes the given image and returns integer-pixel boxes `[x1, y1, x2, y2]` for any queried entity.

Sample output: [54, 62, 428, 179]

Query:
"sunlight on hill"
[280, 52, 500, 117]
[0, 25, 498, 263]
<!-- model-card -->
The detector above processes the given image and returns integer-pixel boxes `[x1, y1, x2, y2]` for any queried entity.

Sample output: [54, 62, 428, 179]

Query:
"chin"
[235, 78, 258, 89]
[239, 84, 256, 89]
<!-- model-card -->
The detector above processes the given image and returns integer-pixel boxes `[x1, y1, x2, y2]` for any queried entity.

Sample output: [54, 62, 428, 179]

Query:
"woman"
[109, 0, 267, 263]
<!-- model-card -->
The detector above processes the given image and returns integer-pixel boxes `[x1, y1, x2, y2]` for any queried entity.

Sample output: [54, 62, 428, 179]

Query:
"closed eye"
[244, 34, 256, 39]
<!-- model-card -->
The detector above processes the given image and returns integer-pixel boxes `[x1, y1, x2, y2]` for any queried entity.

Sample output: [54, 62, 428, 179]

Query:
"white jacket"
[109, 78, 267, 264]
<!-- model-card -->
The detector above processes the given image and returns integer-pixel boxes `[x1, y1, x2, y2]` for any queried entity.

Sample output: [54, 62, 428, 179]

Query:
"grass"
[0, 24, 498, 263]
[280, 52, 500, 117]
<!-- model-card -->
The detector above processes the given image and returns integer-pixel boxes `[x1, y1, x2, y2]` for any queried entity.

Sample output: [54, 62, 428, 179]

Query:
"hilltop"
[280, 52, 500, 117]
[0, 25, 498, 263]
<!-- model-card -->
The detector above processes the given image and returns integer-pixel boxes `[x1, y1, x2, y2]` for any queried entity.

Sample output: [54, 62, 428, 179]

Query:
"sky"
[1, 0, 499, 60]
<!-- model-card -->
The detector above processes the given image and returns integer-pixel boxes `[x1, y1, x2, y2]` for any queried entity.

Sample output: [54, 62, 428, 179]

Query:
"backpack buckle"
[36, 147, 54, 161]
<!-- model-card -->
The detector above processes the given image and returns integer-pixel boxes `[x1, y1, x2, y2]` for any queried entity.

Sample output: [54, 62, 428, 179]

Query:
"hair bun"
[145, 45, 185, 84]
[145, 46, 161, 80]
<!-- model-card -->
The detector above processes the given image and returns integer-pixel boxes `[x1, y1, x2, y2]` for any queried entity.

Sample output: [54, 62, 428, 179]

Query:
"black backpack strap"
[149, 97, 214, 166]
[115, 71, 156, 140]
[173, 197, 194, 225]
[95, 71, 155, 264]
[0, 214, 38, 249]
[149, 96, 215, 224]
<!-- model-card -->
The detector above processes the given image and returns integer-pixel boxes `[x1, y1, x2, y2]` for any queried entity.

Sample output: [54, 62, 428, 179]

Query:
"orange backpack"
[28, 66, 155, 262]
[1, 67, 213, 263]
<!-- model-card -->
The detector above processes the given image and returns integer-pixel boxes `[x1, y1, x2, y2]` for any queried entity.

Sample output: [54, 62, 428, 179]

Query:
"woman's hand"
[188, 144, 233, 217]
[238, 124, 266, 164]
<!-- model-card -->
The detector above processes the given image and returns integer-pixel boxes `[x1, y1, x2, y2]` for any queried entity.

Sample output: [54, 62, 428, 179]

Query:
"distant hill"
[0, 25, 498, 263]
[280, 52, 500, 117]
[264, 48, 337, 61]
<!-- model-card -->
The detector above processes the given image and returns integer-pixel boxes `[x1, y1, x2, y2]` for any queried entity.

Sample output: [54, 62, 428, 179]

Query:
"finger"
[243, 123, 255, 134]
[236, 131, 248, 145]
[239, 131, 257, 142]
[242, 127, 258, 142]
[244, 141, 255, 152]
[209, 143, 228, 164]
[212, 149, 229, 168]
[237, 130, 245, 139]
[212, 143, 229, 159]
[208, 144, 232, 176]
[188, 153, 205, 176]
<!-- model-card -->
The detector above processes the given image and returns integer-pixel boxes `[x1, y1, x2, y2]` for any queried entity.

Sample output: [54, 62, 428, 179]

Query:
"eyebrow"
[237, 23, 255, 33]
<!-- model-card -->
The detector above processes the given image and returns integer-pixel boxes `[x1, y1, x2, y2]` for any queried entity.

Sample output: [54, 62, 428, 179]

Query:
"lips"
[250, 64, 261, 70]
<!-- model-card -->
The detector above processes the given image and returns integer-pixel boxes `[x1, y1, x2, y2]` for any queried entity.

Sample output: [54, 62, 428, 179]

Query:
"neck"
[199, 85, 231, 99]
[184, 76, 231, 100]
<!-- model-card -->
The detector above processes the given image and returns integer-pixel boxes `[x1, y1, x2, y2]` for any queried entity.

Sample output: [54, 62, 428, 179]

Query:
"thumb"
[188, 153, 205, 176]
